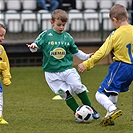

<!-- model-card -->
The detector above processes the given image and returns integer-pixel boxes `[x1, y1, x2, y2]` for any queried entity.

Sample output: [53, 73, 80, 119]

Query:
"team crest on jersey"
[50, 48, 66, 59]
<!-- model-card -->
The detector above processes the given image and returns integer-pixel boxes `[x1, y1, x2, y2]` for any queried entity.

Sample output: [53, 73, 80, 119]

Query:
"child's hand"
[26, 43, 38, 52]
[88, 52, 94, 58]
[3, 78, 11, 86]
[26, 43, 38, 49]
[78, 63, 85, 73]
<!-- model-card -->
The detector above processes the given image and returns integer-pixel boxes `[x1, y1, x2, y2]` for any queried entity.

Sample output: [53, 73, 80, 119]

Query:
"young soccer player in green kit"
[26, 9, 100, 122]
[78, 4, 133, 126]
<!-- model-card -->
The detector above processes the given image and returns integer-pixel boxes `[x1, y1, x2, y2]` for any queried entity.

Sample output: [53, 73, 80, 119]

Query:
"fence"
[1, 9, 133, 66]
[1, 9, 133, 44]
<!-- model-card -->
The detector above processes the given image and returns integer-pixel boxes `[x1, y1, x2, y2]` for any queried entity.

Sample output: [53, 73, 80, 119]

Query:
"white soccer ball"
[75, 105, 94, 123]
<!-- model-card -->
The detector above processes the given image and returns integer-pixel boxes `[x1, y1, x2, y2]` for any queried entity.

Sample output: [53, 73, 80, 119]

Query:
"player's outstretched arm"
[74, 50, 93, 60]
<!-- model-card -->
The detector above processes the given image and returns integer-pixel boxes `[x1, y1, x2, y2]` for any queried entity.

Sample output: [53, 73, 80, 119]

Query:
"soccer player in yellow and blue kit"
[0, 23, 11, 124]
[78, 4, 133, 126]
[26, 9, 100, 122]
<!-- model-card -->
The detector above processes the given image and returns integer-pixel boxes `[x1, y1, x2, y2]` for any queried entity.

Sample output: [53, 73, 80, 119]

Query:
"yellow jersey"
[83, 24, 133, 70]
[0, 44, 11, 86]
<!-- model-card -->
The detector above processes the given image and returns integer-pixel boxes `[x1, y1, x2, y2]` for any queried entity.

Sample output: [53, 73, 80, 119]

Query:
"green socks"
[65, 91, 92, 113]
[65, 97, 79, 113]
[77, 91, 92, 106]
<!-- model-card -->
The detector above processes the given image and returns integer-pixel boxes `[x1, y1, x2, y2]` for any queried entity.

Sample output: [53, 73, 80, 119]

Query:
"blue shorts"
[98, 61, 133, 95]
[0, 82, 3, 92]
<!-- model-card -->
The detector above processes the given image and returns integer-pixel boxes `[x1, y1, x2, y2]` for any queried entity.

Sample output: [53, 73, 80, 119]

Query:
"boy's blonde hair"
[109, 4, 128, 21]
[51, 9, 68, 22]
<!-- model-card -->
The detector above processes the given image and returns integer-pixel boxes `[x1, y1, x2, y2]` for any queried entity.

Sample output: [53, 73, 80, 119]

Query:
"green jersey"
[34, 29, 79, 72]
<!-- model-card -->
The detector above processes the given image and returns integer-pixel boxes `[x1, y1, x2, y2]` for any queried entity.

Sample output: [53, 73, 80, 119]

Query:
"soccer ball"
[75, 105, 94, 123]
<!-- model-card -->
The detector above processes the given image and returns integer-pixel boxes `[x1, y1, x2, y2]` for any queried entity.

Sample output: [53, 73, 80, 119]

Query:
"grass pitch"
[0, 65, 132, 133]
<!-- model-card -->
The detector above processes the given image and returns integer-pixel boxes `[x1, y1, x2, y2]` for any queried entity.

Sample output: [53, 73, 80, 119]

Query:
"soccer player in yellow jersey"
[78, 4, 133, 126]
[0, 23, 11, 124]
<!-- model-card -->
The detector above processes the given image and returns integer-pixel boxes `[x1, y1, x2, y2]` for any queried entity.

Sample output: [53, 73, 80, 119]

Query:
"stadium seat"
[62, 1, 71, 10]
[99, 9, 114, 31]
[0, 12, 4, 25]
[37, 10, 52, 31]
[5, 10, 22, 33]
[83, 9, 99, 31]
[68, 9, 85, 31]
[22, 0, 37, 11]
[21, 10, 38, 32]
[84, 0, 98, 10]
[114, 0, 128, 9]
[6, 0, 22, 11]
[76, 0, 83, 10]
[0, 0, 6, 11]
[99, 0, 113, 10]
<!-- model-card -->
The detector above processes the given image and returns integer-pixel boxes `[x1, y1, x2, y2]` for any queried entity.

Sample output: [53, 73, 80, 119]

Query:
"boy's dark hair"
[51, 9, 68, 22]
